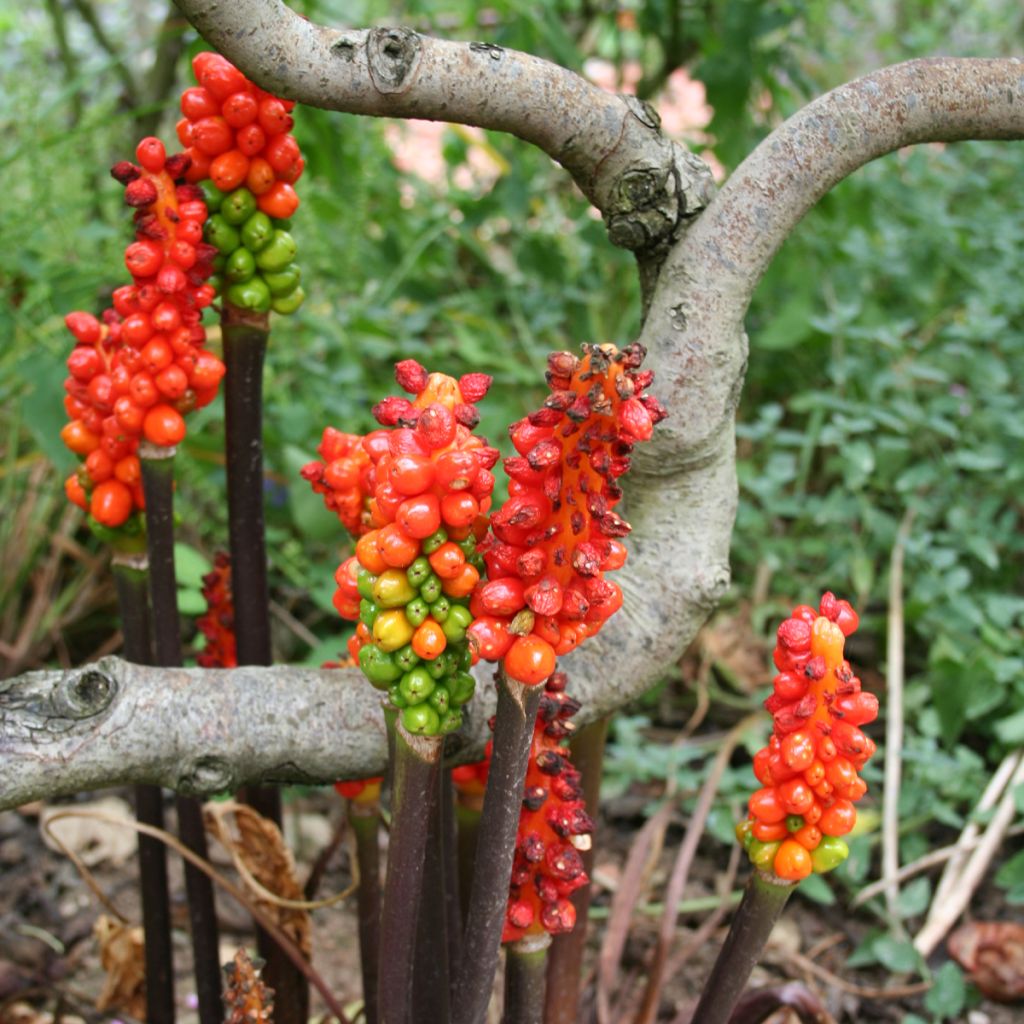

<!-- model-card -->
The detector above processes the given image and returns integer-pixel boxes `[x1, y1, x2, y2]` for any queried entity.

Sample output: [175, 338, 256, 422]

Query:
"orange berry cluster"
[196, 552, 238, 669]
[301, 428, 375, 537]
[467, 343, 666, 687]
[178, 53, 302, 217]
[62, 137, 223, 529]
[328, 362, 500, 736]
[737, 593, 878, 882]
[504, 671, 593, 942]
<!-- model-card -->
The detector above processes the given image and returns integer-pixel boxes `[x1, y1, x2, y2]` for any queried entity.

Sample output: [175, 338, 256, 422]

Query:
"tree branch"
[171, 0, 715, 256]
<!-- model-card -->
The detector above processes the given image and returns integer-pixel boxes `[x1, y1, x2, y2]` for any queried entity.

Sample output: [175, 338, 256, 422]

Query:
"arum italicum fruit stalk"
[693, 593, 878, 1024]
[454, 343, 666, 1024]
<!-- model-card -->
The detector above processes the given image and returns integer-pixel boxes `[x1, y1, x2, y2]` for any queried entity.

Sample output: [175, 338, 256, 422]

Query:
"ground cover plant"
[1, 2, 1024, 1023]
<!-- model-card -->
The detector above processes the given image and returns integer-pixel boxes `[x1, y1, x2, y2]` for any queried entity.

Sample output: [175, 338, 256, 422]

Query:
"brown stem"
[689, 871, 795, 1024]
[378, 724, 444, 1024]
[349, 801, 382, 1024]
[544, 716, 607, 1024]
[453, 670, 544, 1024]
[113, 559, 174, 1024]
[140, 451, 222, 1023]
[503, 935, 551, 1024]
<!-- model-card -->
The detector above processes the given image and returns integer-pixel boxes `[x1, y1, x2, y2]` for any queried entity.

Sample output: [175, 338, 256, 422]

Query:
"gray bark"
[3, 3, 1023, 810]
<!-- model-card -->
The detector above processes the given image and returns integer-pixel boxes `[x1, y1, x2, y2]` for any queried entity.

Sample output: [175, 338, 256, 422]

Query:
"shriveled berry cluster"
[62, 137, 223, 528]
[504, 671, 594, 942]
[737, 593, 878, 881]
[223, 948, 273, 1024]
[328, 362, 500, 736]
[177, 53, 304, 315]
[467, 343, 666, 686]
[301, 428, 375, 537]
[196, 552, 238, 668]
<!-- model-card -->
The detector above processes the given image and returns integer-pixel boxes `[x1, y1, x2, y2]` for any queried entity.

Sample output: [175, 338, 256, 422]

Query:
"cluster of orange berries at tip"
[504, 671, 594, 943]
[466, 343, 666, 688]
[329, 361, 500, 736]
[178, 52, 303, 220]
[738, 592, 878, 882]
[301, 428, 376, 538]
[333, 777, 384, 805]
[62, 137, 225, 528]
[196, 552, 238, 669]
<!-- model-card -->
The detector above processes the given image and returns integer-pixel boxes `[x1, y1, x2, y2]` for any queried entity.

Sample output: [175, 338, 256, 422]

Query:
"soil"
[0, 782, 1020, 1024]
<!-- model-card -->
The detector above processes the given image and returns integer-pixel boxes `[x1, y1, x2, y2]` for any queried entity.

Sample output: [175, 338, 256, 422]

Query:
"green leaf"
[896, 876, 932, 918]
[994, 708, 1024, 745]
[872, 935, 922, 974]
[796, 872, 835, 906]
[174, 542, 212, 591]
[924, 962, 966, 1019]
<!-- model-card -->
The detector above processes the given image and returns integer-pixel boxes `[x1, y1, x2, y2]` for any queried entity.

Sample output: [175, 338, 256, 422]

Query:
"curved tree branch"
[171, 0, 715, 256]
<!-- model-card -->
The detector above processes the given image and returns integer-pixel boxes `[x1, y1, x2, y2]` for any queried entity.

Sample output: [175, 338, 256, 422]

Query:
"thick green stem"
[453, 670, 544, 1024]
[222, 306, 309, 1019]
[113, 558, 174, 1024]
[349, 801, 382, 1024]
[690, 871, 796, 1024]
[140, 450, 222, 1023]
[544, 715, 607, 1024]
[503, 935, 552, 1024]
[378, 724, 444, 1024]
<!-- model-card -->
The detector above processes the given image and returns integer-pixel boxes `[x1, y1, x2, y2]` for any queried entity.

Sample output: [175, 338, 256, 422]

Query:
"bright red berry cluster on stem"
[737, 593, 878, 881]
[467, 343, 666, 686]
[62, 137, 224, 528]
[178, 53, 303, 218]
[504, 671, 594, 942]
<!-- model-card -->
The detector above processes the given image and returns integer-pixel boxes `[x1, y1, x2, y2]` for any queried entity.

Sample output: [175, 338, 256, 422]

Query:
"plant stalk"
[412, 766, 450, 1024]
[442, 767, 462, 994]
[503, 934, 552, 1024]
[349, 799, 382, 1024]
[222, 306, 309, 1019]
[113, 557, 174, 1024]
[140, 449, 222, 1023]
[544, 715, 608, 1024]
[689, 870, 796, 1024]
[455, 788, 484, 931]
[378, 724, 445, 1024]
[453, 669, 544, 1024]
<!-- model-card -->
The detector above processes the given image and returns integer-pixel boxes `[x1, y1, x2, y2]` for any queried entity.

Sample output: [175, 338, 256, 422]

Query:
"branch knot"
[367, 27, 423, 94]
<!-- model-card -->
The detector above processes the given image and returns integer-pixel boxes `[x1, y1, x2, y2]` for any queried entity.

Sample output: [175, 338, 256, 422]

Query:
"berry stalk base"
[503, 934, 551, 1024]
[349, 801, 382, 1024]
[690, 870, 795, 1024]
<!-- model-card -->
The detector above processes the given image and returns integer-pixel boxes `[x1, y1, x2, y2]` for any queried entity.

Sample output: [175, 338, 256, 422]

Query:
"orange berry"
[428, 542, 466, 580]
[257, 181, 299, 219]
[773, 839, 812, 881]
[64, 473, 88, 510]
[245, 157, 275, 195]
[209, 149, 250, 191]
[90, 479, 133, 527]
[412, 619, 447, 660]
[356, 531, 388, 575]
[61, 420, 101, 456]
[441, 563, 479, 599]
[376, 523, 420, 568]
[751, 820, 788, 842]
[503, 635, 556, 686]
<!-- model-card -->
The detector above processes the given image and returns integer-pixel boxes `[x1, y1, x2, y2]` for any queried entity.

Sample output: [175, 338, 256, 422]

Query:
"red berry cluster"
[196, 552, 238, 669]
[504, 671, 594, 942]
[737, 593, 878, 881]
[333, 778, 383, 804]
[301, 428, 376, 537]
[178, 53, 303, 219]
[451, 751, 491, 805]
[61, 138, 223, 528]
[467, 344, 666, 686]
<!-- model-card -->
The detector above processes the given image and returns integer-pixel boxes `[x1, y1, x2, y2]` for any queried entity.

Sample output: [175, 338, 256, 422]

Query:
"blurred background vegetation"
[1, 0, 1023, 999]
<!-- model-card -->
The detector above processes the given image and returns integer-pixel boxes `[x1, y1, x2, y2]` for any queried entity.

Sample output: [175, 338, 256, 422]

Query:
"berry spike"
[737, 593, 877, 881]
[196, 552, 238, 669]
[468, 342, 665, 686]
[502, 671, 592, 943]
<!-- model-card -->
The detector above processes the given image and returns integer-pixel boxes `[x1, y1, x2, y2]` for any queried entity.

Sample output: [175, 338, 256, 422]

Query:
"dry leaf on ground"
[949, 921, 1024, 1002]
[205, 800, 311, 958]
[94, 913, 146, 1017]
[39, 797, 136, 867]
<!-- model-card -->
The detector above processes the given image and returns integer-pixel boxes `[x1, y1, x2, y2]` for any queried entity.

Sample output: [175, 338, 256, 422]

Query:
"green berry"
[407, 557, 432, 588]
[442, 605, 473, 643]
[422, 528, 448, 555]
[224, 277, 272, 312]
[225, 246, 256, 282]
[271, 285, 305, 315]
[429, 596, 450, 623]
[240, 211, 274, 252]
[388, 684, 407, 709]
[405, 597, 429, 628]
[395, 645, 420, 673]
[356, 569, 377, 601]
[429, 686, 450, 715]
[221, 187, 258, 225]
[254, 230, 297, 272]
[403, 704, 440, 735]
[439, 710, 462, 735]
[448, 671, 475, 706]
[264, 263, 301, 296]
[358, 598, 379, 626]
[359, 644, 401, 688]
[399, 667, 435, 705]
[420, 574, 442, 604]
[199, 181, 228, 210]
[206, 214, 240, 253]
[810, 836, 849, 874]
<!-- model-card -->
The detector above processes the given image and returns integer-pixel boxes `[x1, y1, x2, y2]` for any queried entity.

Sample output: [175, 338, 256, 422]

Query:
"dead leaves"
[205, 800, 311, 960]
[224, 948, 274, 1022]
[93, 914, 146, 1018]
[949, 920, 1024, 1002]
